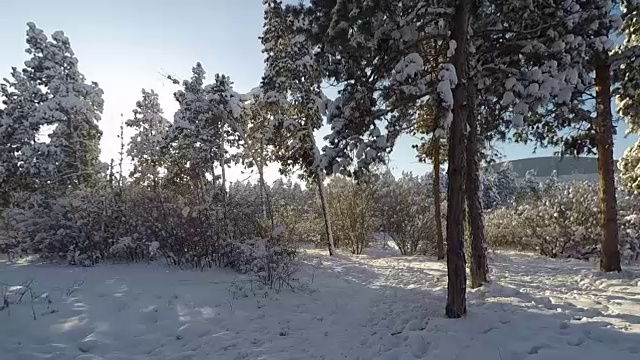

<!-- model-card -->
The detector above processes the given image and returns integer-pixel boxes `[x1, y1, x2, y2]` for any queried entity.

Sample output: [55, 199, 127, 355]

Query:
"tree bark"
[445, 0, 470, 319]
[595, 55, 621, 272]
[433, 137, 445, 260]
[223, 118, 274, 230]
[465, 80, 489, 288]
[316, 172, 337, 256]
[219, 143, 229, 238]
[257, 160, 275, 230]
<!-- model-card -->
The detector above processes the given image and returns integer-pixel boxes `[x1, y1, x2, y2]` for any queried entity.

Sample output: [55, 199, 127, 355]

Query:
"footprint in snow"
[528, 344, 551, 355]
[566, 337, 585, 346]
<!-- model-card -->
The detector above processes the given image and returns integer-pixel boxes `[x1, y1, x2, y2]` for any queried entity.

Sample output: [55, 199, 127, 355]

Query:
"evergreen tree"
[0, 67, 43, 206]
[494, 163, 519, 205]
[619, 141, 640, 191]
[261, 0, 336, 255]
[616, 1, 640, 194]
[164, 63, 212, 187]
[520, 169, 541, 200]
[415, 104, 447, 260]
[164, 64, 243, 192]
[481, 169, 500, 209]
[239, 89, 276, 225]
[25, 23, 105, 189]
[1, 23, 104, 196]
[126, 89, 170, 187]
[543, 170, 561, 193]
[514, 0, 640, 272]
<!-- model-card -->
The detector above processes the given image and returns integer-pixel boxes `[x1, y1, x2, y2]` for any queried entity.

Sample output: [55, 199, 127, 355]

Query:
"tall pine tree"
[126, 89, 170, 187]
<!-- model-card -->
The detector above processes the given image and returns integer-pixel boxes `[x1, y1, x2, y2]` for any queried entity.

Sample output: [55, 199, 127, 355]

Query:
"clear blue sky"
[1, 0, 636, 182]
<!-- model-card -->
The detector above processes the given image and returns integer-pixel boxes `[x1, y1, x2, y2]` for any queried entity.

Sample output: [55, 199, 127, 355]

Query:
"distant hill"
[489, 156, 617, 178]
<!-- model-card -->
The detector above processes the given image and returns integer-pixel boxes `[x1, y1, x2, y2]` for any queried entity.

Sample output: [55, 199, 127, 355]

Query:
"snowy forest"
[2, 0, 640, 359]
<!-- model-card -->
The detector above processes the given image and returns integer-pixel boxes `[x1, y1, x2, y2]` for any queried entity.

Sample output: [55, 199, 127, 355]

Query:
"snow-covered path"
[1, 250, 639, 360]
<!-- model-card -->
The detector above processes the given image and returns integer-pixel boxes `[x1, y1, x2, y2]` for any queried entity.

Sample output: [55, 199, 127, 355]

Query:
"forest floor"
[1, 248, 640, 360]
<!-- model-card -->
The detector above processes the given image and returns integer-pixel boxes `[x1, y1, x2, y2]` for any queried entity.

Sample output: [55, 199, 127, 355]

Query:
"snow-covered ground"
[1, 250, 639, 360]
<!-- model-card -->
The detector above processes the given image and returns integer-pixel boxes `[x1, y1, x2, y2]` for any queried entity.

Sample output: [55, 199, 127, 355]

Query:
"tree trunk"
[257, 159, 275, 230]
[465, 80, 489, 288]
[595, 55, 621, 272]
[316, 172, 337, 256]
[219, 144, 229, 238]
[223, 118, 274, 230]
[433, 137, 445, 260]
[445, 0, 470, 319]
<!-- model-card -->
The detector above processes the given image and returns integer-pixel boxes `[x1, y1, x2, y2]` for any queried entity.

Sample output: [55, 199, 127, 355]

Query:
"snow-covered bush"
[4, 189, 116, 265]
[485, 206, 527, 251]
[486, 181, 600, 258]
[375, 173, 437, 255]
[1, 181, 299, 270]
[486, 180, 640, 262]
[228, 232, 298, 291]
[616, 191, 640, 263]
[266, 179, 323, 247]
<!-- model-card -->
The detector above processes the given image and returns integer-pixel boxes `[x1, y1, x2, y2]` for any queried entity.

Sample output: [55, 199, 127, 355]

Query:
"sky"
[1, 0, 637, 183]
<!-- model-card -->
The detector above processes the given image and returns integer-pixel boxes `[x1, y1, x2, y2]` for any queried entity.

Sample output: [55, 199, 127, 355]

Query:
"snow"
[501, 91, 515, 105]
[1, 251, 640, 360]
[512, 114, 525, 128]
[393, 53, 424, 83]
[447, 40, 457, 58]
[437, 64, 457, 110]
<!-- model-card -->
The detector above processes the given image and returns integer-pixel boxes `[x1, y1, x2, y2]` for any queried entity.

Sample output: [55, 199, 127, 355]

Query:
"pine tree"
[519, 169, 541, 200]
[617, 1, 640, 197]
[514, 1, 640, 272]
[261, 0, 336, 255]
[444, 0, 471, 318]
[0, 67, 43, 206]
[481, 169, 500, 209]
[284, 0, 618, 313]
[164, 63, 212, 187]
[1, 23, 104, 195]
[543, 170, 560, 193]
[25, 23, 105, 189]
[494, 163, 519, 205]
[415, 102, 448, 260]
[240, 90, 276, 226]
[126, 89, 170, 187]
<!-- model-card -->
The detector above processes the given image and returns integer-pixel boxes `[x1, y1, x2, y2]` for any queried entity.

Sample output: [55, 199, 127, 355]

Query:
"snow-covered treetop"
[260, 0, 330, 179]
[1, 22, 105, 190]
[126, 89, 170, 185]
[163, 63, 247, 185]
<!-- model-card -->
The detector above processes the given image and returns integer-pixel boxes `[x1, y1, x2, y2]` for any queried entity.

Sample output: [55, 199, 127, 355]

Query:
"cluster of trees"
[281, 0, 640, 315]
[4, 0, 640, 318]
[257, 0, 640, 318]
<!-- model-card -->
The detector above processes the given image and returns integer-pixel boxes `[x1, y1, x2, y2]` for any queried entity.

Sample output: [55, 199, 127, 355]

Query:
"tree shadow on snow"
[308, 251, 640, 360]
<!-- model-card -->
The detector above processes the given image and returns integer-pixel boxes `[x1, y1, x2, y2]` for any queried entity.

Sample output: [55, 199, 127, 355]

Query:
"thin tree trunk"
[257, 159, 275, 230]
[259, 165, 266, 217]
[595, 55, 621, 272]
[466, 80, 489, 288]
[316, 172, 336, 256]
[433, 137, 445, 260]
[221, 118, 274, 229]
[219, 144, 229, 238]
[444, 0, 470, 319]
[307, 124, 336, 256]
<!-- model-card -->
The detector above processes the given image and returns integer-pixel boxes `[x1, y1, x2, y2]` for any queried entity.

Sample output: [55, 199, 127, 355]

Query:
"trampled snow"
[1, 250, 639, 359]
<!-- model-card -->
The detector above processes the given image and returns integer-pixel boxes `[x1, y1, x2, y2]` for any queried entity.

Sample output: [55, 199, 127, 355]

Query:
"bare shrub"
[375, 173, 436, 255]
[327, 176, 377, 255]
